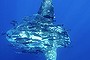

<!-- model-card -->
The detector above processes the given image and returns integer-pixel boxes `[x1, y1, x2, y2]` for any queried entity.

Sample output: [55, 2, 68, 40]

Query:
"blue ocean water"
[0, 0, 90, 60]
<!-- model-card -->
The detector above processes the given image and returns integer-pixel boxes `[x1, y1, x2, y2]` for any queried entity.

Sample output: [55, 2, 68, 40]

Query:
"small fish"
[57, 24, 64, 27]
[10, 20, 18, 26]
[44, 44, 52, 47]
[43, 15, 54, 19]
[22, 42, 30, 44]
[36, 50, 43, 53]
[1, 32, 6, 35]
[15, 38, 30, 41]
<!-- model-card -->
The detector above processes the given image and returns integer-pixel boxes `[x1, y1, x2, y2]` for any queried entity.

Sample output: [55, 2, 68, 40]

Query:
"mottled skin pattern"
[6, 0, 70, 60]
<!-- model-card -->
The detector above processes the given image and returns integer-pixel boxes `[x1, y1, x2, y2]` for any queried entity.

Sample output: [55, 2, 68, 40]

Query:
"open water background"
[0, 0, 90, 60]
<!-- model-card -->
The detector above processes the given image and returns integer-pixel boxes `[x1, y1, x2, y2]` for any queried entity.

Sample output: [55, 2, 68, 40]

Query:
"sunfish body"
[6, 0, 70, 60]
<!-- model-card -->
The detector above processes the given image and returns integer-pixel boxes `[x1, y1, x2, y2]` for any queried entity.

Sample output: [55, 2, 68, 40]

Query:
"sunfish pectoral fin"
[38, 0, 54, 19]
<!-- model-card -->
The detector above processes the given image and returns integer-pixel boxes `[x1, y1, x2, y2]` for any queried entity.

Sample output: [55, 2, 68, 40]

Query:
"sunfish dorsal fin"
[38, 0, 54, 19]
